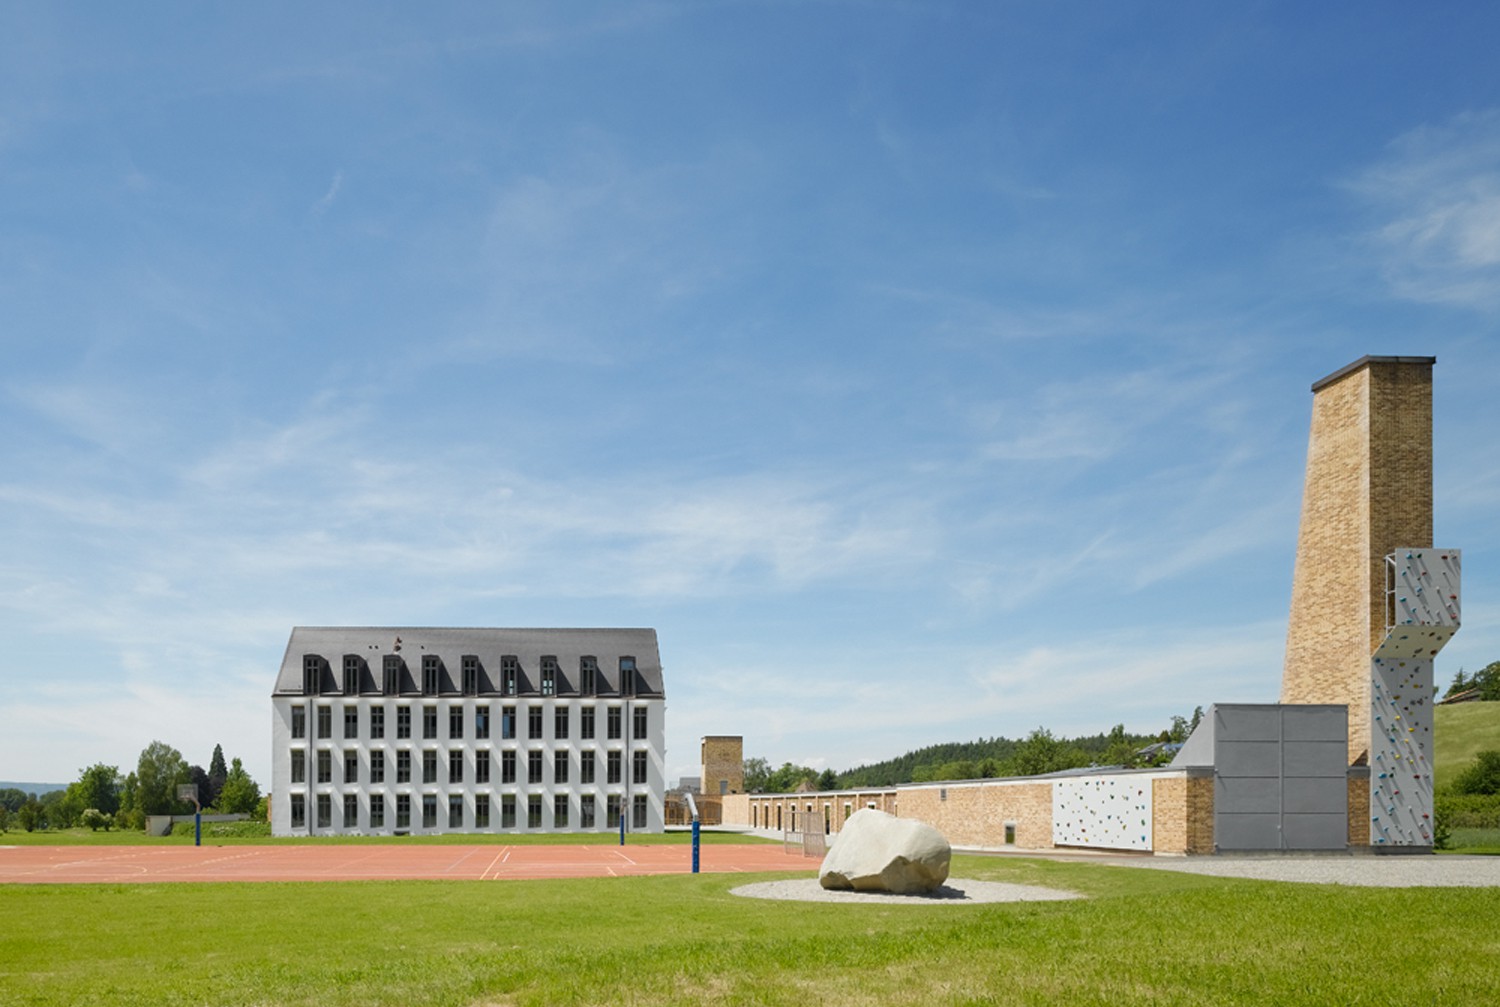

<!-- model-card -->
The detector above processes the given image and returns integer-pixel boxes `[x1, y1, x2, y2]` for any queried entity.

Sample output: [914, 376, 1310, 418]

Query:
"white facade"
[270, 627, 666, 837]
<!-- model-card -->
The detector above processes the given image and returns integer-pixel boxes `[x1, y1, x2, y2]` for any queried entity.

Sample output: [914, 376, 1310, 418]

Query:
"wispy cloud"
[312, 169, 344, 216]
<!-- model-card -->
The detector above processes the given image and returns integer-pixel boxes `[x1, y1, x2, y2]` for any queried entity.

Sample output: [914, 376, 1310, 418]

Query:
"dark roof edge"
[1311, 355, 1436, 393]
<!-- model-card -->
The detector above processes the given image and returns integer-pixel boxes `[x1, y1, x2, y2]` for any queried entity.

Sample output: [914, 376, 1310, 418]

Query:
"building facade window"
[291, 750, 305, 784]
[422, 751, 438, 785]
[396, 750, 411, 784]
[607, 707, 621, 740]
[633, 707, 647, 738]
[317, 750, 332, 784]
[580, 750, 596, 785]
[580, 794, 596, 829]
[633, 750, 648, 785]
[501, 750, 516, 784]
[291, 705, 306, 739]
[527, 795, 543, 829]
[606, 795, 621, 829]
[581, 707, 595, 740]
[554, 708, 569, 740]
[449, 707, 464, 740]
[607, 751, 622, 785]
[343, 794, 358, 829]
[540, 655, 558, 696]
[448, 794, 463, 829]
[317, 794, 332, 829]
[422, 655, 441, 696]
[370, 707, 385, 739]
[527, 751, 543, 785]
[448, 749, 464, 784]
[422, 795, 437, 829]
[303, 655, 323, 696]
[554, 750, 569, 784]
[461, 655, 479, 696]
[501, 706, 516, 740]
[501, 655, 519, 696]
[396, 794, 410, 829]
[290, 794, 306, 829]
[383, 655, 402, 696]
[344, 750, 359, 784]
[553, 794, 569, 828]
[344, 706, 359, 739]
[619, 656, 636, 696]
[475, 707, 490, 740]
[317, 706, 332, 739]
[370, 794, 385, 829]
[475, 750, 490, 785]
[370, 750, 385, 784]
[632, 795, 647, 829]
[527, 706, 543, 740]
[422, 707, 437, 740]
[579, 656, 597, 696]
[397, 706, 411, 739]
[475, 794, 490, 828]
[501, 795, 516, 829]
[343, 655, 361, 695]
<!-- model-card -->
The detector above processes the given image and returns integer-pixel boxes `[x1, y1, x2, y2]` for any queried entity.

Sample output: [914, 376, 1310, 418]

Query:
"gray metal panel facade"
[1211, 704, 1348, 852]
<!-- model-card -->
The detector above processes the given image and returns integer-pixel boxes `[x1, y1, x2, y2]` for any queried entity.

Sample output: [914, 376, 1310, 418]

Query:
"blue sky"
[3, 3, 1498, 787]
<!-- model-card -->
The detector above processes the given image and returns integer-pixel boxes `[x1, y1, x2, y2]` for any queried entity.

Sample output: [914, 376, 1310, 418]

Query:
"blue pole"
[194, 811, 201, 847]
[619, 810, 625, 846]
[691, 819, 700, 874]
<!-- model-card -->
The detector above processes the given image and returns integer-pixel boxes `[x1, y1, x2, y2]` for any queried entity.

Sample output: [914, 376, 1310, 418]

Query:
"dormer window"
[580, 656, 598, 696]
[619, 656, 636, 697]
[541, 655, 558, 696]
[342, 655, 363, 695]
[421, 655, 441, 696]
[382, 655, 403, 696]
[501, 655, 519, 696]
[303, 655, 324, 696]
[461, 655, 480, 696]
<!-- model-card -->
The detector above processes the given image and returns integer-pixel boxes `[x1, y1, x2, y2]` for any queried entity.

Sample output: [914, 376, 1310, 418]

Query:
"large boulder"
[819, 809, 951, 894]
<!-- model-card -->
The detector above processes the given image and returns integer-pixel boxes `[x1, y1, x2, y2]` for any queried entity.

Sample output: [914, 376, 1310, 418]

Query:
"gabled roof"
[272, 626, 664, 698]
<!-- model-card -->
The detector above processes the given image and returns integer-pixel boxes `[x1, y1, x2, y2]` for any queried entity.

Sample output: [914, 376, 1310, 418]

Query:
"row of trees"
[0, 741, 262, 834]
[743, 708, 1207, 792]
[1445, 662, 1500, 701]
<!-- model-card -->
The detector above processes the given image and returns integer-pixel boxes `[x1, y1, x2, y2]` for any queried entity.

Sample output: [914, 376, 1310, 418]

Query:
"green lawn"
[3, 855, 1498, 1006]
[1435, 702, 1500, 789]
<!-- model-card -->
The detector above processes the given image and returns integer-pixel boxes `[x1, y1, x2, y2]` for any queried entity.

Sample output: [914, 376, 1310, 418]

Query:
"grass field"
[3, 854, 1499, 1007]
[1435, 702, 1500, 789]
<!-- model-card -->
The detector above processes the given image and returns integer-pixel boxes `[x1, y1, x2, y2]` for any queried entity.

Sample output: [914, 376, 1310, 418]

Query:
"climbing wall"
[1369, 549, 1460, 848]
[1052, 776, 1153, 851]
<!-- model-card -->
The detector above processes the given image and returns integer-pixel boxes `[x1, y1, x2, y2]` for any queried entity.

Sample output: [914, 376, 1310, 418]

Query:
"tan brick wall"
[700, 736, 744, 796]
[721, 792, 749, 825]
[1282, 358, 1433, 766]
[898, 782, 1054, 849]
[1347, 773, 1370, 847]
[1148, 774, 1212, 854]
[1186, 774, 1215, 854]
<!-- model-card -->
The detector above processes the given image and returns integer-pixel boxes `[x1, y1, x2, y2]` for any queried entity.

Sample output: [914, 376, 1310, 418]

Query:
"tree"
[216, 758, 262, 815]
[133, 741, 190, 816]
[1446, 668, 1472, 698]
[816, 769, 838, 791]
[1453, 751, 1500, 796]
[1011, 728, 1078, 776]
[764, 762, 818, 793]
[1473, 662, 1500, 702]
[67, 763, 122, 818]
[742, 757, 771, 793]
[17, 799, 44, 832]
[0, 805, 9, 833]
[41, 788, 78, 829]
[207, 744, 228, 809]
[186, 765, 211, 808]
[0, 788, 27, 813]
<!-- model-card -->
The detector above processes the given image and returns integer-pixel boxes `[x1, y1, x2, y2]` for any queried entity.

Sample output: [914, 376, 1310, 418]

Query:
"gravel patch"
[1096, 854, 1500, 888]
[730, 877, 1081, 905]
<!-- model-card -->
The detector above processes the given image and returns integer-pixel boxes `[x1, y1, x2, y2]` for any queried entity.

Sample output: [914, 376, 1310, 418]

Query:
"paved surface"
[1091, 853, 1500, 887]
[0, 843, 816, 885]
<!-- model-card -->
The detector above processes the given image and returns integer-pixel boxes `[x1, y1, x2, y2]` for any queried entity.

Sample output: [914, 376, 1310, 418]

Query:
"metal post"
[692, 818, 700, 874]
[619, 810, 626, 846]
[194, 811, 201, 847]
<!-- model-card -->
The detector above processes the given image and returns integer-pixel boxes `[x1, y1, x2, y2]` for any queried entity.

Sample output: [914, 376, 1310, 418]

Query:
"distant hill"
[0, 781, 67, 796]
[1435, 703, 1500, 789]
[835, 727, 1160, 788]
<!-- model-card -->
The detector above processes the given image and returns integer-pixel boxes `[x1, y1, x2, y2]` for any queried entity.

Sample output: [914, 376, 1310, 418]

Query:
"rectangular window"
[422, 795, 437, 830]
[501, 655, 519, 696]
[501, 706, 516, 740]
[449, 707, 463, 740]
[619, 656, 636, 696]
[501, 795, 516, 829]
[528, 750, 543, 785]
[580, 794, 596, 829]
[527, 795, 543, 829]
[633, 750, 648, 785]
[554, 708, 569, 740]
[475, 706, 490, 740]
[344, 706, 359, 740]
[475, 794, 490, 828]
[475, 750, 491, 785]
[422, 707, 437, 740]
[317, 794, 331, 829]
[317, 706, 332, 739]
[371, 794, 385, 829]
[304, 655, 322, 696]
[396, 794, 410, 829]
[290, 794, 305, 829]
[344, 750, 359, 785]
[554, 794, 569, 829]
[607, 707, 621, 740]
[632, 795, 647, 830]
[607, 751, 622, 785]
[448, 749, 464, 784]
[423, 751, 438, 785]
[397, 706, 411, 739]
[370, 707, 385, 739]
[291, 749, 305, 784]
[291, 705, 306, 739]
[501, 750, 517, 784]
[396, 750, 411, 784]
[579, 656, 597, 696]
[580, 750, 596, 785]
[528, 706, 543, 740]
[344, 793, 358, 829]
[383, 655, 402, 696]
[606, 795, 621, 829]
[541, 655, 558, 696]
[422, 655, 441, 696]
[343, 655, 361, 695]
[581, 707, 595, 740]
[461, 655, 479, 696]
[370, 750, 385, 784]
[554, 751, 569, 785]
[448, 794, 463, 829]
[633, 706, 647, 738]
[317, 750, 332, 784]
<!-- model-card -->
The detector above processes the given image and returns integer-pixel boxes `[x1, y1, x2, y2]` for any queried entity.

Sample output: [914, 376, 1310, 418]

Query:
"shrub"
[80, 808, 113, 831]
[1452, 751, 1500, 796]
